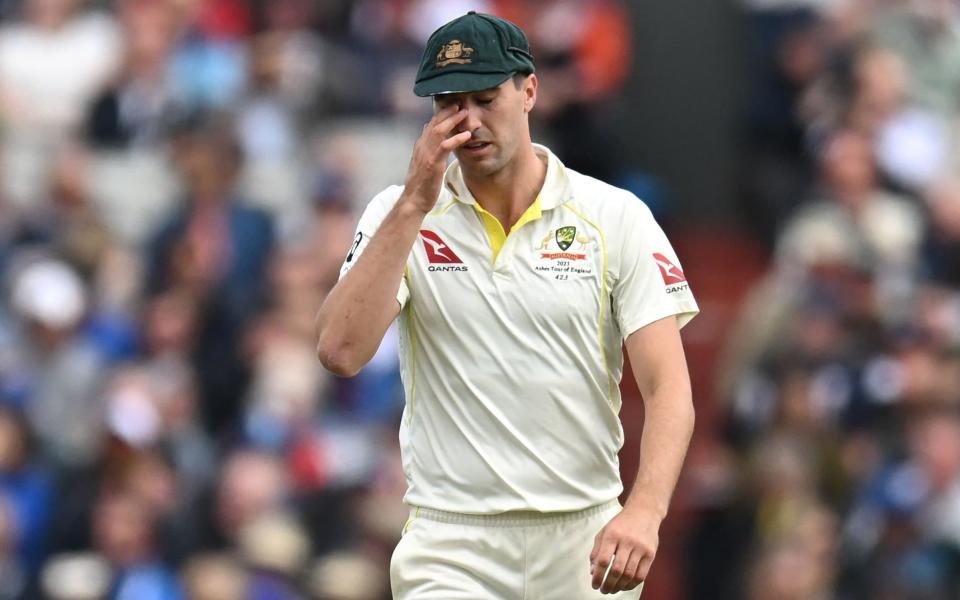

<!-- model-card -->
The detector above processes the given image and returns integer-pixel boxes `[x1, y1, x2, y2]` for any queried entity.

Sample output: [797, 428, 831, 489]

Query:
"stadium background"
[0, 0, 958, 598]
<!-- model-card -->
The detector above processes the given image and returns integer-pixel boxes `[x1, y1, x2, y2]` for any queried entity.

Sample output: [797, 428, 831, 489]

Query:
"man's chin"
[460, 161, 503, 179]
[456, 150, 502, 173]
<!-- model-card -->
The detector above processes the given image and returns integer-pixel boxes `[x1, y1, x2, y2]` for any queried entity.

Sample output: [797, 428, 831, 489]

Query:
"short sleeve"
[611, 199, 699, 339]
[339, 186, 410, 308]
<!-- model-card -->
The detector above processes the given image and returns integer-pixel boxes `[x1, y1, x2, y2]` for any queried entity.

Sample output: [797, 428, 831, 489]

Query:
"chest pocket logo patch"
[537, 226, 595, 259]
[534, 226, 596, 280]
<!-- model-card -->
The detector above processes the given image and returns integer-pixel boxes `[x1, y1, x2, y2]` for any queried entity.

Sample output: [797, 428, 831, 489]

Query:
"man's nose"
[456, 104, 482, 133]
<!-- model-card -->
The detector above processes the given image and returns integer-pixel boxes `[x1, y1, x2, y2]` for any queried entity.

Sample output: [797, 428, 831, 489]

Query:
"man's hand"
[403, 104, 472, 213]
[589, 504, 662, 594]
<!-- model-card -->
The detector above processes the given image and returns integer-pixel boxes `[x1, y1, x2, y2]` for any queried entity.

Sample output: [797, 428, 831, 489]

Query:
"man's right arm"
[315, 197, 424, 376]
[315, 104, 470, 376]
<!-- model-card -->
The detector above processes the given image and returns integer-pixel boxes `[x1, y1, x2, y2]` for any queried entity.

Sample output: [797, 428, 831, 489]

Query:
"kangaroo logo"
[436, 40, 475, 67]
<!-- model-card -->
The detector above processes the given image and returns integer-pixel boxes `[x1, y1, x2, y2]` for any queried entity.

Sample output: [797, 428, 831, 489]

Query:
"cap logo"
[436, 39, 475, 67]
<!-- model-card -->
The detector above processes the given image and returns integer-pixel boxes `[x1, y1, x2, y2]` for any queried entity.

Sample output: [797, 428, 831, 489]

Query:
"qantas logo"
[420, 230, 467, 271]
[420, 230, 462, 263]
[653, 253, 686, 285]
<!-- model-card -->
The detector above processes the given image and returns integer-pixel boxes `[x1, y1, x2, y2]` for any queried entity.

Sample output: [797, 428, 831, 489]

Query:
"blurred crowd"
[689, 1, 960, 599]
[10, 0, 960, 598]
[0, 0, 632, 598]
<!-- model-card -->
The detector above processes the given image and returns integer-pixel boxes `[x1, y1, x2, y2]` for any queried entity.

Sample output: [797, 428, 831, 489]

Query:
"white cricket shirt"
[340, 145, 698, 513]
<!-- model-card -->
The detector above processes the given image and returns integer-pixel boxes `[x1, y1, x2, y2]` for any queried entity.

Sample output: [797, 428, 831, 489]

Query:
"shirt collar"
[442, 143, 572, 210]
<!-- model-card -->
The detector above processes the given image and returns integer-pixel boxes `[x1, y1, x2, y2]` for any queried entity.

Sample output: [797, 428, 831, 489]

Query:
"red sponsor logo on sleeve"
[653, 253, 686, 285]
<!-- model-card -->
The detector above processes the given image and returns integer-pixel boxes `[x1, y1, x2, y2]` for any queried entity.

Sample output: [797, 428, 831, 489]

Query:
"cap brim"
[414, 72, 513, 97]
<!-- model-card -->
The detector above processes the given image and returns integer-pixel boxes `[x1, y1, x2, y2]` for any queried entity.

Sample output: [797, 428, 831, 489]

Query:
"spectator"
[86, 0, 183, 150]
[0, 407, 52, 569]
[180, 553, 248, 600]
[923, 177, 960, 285]
[242, 313, 326, 450]
[234, 31, 309, 228]
[742, 8, 829, 243]
[775, 128, 923, 278]
[0, 0, 120, 209]
[0, 0, 120, 132]
[238, 512, 310, 599]
[0, 406, 54, 599]
[92, 490, 183, 599]
[39, 553, 111, 600]
[308, 551, 389, 600]
[211, 449, 289, 547]
[497, 0, 633, 179]
[869, 0, 960, 118]
[3, 257, 106, 469]
[146, 118, 274, 433]
[166, 0, 250, 111]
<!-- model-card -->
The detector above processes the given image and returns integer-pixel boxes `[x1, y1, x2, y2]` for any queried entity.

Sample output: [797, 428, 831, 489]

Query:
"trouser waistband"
[407, 499, 620, 528]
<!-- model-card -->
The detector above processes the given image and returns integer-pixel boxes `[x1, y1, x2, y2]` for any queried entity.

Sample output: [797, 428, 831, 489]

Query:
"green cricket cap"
[414, 11, 536, 97]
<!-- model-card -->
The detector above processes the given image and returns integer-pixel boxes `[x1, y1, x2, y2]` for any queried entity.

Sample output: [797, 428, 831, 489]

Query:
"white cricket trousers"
[390, 499, 644, 599]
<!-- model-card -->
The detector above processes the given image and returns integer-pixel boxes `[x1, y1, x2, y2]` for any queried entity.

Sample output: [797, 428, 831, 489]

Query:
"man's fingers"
[600, 548, 632, 594]
[620, 550, 644, 591]
[440, 130, 472, 151]
[419, 106, 458, 137]
[425, 103, 459, 127]
[636, 553, 655, 583]
[589, 532, 603, 566]
[431, 107, 468, 137]
[590, 536, 618, 590]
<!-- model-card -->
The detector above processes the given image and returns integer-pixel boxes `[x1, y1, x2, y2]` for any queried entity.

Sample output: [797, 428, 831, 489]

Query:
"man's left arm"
[590, 314, 695, 594]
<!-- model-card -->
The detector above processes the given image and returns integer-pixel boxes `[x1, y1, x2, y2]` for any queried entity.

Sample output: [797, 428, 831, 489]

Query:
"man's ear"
[524, 74, 538, 113]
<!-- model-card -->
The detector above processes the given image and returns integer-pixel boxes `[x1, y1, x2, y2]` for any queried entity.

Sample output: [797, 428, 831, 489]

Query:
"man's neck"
[463, 144, 547, 233]
[830, 184, 874, 213]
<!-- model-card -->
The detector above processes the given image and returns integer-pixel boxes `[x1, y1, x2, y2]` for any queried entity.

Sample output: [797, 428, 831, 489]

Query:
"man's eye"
[477, 98, 494, 105]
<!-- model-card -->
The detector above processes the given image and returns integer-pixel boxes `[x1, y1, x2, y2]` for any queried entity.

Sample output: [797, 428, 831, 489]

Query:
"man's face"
[433, 75, 536, 177]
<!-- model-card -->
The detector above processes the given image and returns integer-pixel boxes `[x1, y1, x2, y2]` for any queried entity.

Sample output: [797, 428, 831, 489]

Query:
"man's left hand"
[589, 504, 662, 594]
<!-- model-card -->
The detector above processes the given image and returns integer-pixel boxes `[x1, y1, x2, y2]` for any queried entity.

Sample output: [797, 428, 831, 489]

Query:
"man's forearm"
[317, 104, 470, 377]
[316, 197, 427, 376]
[624, 382, 695, 519]
[589, 371, 694, 593]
